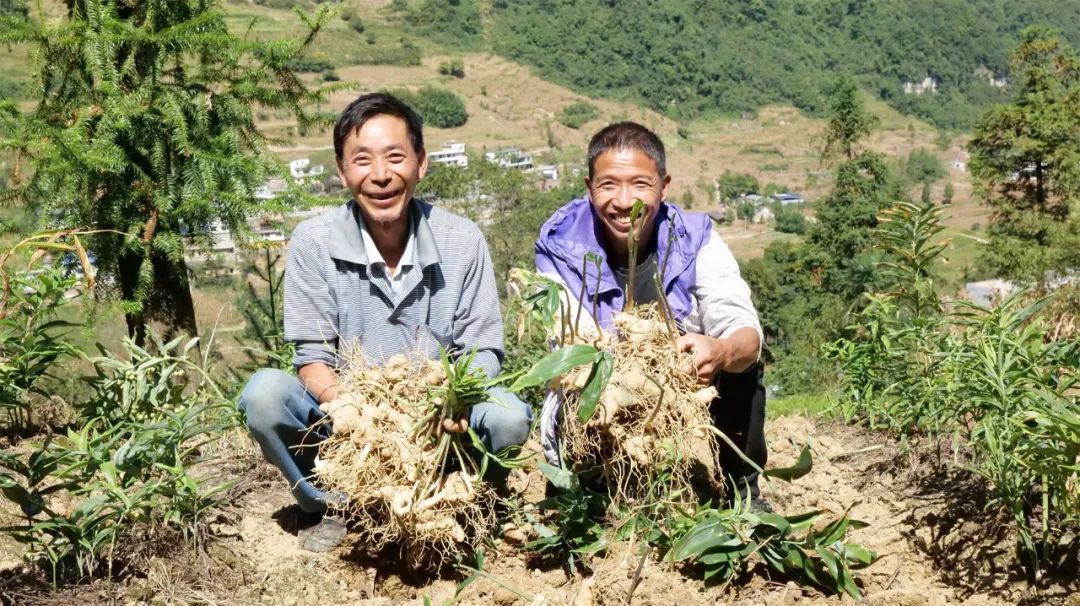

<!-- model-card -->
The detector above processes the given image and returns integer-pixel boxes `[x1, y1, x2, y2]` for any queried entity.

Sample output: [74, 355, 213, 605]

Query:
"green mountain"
[405, 0, 1080, 130]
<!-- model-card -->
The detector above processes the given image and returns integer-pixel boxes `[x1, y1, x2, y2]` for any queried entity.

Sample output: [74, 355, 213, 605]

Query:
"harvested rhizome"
[313, 351, 497, 568]
[556, 304, 720, 504]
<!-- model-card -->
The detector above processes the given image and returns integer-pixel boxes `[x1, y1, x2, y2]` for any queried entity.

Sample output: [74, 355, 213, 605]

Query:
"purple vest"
[535, 197, 713, 330]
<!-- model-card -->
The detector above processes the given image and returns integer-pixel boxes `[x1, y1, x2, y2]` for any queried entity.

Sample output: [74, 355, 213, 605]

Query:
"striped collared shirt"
[358, 212, 416, 295]
[283, 198, 504, 378]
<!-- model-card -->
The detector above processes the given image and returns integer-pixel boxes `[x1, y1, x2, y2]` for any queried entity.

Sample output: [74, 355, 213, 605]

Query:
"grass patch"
[0, 44, 34, 103]
[937, 228, 988, 292]
[223, 0, 420, 67]
[768, 391, 836, 419]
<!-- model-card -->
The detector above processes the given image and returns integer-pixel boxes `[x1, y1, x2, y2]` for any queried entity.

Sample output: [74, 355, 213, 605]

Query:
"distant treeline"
[404, 0, 1080, 129]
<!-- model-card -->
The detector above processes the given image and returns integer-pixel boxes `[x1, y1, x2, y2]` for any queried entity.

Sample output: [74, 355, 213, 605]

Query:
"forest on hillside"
[403, 0, 1080, 129]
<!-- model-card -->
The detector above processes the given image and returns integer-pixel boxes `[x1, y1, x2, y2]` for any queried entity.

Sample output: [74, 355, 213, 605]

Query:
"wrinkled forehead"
[341, 114, 419, 155]
[591, 147, 664, 180]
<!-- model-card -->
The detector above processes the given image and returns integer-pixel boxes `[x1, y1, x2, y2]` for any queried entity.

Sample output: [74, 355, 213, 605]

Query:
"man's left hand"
[676, 333, 731, 385]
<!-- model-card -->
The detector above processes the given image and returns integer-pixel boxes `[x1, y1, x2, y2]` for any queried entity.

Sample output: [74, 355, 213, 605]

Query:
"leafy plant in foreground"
[0, 268, 77, 431]
[0, 335, 239, 585]
[671, 505, 877, 598]
[830, 200, 1080, 579]
[523, 462, 609, 573]
[510, 343, 613, 424]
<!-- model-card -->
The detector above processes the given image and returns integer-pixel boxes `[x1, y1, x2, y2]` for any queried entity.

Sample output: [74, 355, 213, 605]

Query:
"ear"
[417, 150, 428, 180]
[660, 173, 672, 201]
[584, 176, 593, 197]
[336, 158, 347, 188]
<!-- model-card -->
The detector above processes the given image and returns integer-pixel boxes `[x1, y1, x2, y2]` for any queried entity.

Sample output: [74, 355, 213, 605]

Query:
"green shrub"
[904, 148, 945, 185]
[715, 170, 759, 202]
[828, 202, 1080, 578]
[393, 86, 468, 128]
[357, 40, 422, 66]
[741, 144, 784, 156]
[438, 57, 465, 78]
[286, 56, 334, 73]
[557, 100, 599, 130]
[775, 209, 807, 235]
[405, 0, 483, 49]
[253, 0, 293, 8]
[0, 268, 77, 431]
[341, 9, 365, 34]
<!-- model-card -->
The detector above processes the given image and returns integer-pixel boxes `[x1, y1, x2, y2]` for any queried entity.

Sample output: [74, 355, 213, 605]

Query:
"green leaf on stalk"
[672, 519, 732, 560]
[841, 543, 877, 567]
[577, 352, 613, 423]
[815, 515, 851, 546]
[510, 344, 599, 391]
[573, 539, 607, 556]
[764, 444, 813, 481]
[537, 461, 578, 491]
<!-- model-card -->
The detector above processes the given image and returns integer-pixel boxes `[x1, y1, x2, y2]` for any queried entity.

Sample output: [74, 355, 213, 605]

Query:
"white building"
[255, 178, 288, 201]
[485, 148, 533, 171]
[952, 153, 968, 172]
[735, 193, 765, 205]
[185, 218, 286, 260]
[429, 141, 469, 167]
[753, 207, 774, 224]
[772, 192, 805, 205]
[289, 158, 326, 181]
[538, 165, 559, 181]
[965, 279, 1018, 307]
[902, 76, 939, 95]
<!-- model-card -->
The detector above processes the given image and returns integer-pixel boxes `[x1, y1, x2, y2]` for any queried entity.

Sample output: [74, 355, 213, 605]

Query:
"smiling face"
[586, 147, 670, 260]
[336, 113, 428, 231]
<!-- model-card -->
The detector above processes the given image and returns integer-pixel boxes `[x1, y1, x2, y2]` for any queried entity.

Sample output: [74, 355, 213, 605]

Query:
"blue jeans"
[238, 368, 533, 513]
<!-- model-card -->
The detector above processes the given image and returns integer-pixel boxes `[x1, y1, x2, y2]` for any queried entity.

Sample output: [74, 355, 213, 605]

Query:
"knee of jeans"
[488, 404, 532, 450]
[239, 368, 296, 435]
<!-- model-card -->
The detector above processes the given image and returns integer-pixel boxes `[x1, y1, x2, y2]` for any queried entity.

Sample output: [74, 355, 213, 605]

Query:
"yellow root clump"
[561, 305, 719, 504]
[313, 352, 495, 568]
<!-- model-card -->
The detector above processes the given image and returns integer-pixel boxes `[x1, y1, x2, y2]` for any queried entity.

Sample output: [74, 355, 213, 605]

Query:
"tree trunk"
[116, 240, 198, 348]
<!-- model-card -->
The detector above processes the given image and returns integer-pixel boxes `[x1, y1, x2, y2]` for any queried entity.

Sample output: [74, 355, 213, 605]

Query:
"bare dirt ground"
[4, 415, 1075, 606]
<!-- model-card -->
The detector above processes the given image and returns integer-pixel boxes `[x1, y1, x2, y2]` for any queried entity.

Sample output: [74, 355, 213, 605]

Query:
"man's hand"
[440, 415, 469, 435]
[320, 392, 363, 432]
[298, 362, 340, 404]
[676, 333, 732, 385]
[677, 327, 761, 383]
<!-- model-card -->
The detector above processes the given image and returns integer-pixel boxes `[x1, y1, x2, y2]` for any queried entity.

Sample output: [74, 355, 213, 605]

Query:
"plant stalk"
[573, 255, 589, 341]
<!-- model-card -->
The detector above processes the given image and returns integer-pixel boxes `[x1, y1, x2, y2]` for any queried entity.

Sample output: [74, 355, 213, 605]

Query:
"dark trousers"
[711, 362, 768, 500]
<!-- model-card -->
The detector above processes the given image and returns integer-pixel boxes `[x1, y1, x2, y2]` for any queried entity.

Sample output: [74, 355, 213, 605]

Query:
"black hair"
[333, 92, 425, 162]
[586, 121, 666, 179]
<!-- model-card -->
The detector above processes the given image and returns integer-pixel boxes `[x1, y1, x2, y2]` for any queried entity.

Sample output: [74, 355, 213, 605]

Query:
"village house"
[289, 158, 325, 182]
[428, 141, 469, 167]
[485, 147, 533, 171]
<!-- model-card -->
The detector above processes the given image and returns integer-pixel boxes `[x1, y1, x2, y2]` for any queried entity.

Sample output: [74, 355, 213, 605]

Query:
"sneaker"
[297, 513, 348, 552]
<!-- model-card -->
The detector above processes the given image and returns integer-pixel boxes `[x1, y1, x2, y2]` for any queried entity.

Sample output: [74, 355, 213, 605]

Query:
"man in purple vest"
[536, 122, 769, 509]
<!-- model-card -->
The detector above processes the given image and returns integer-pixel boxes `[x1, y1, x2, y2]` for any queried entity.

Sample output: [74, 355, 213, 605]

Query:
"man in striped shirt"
[238, 93, 532, 551]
